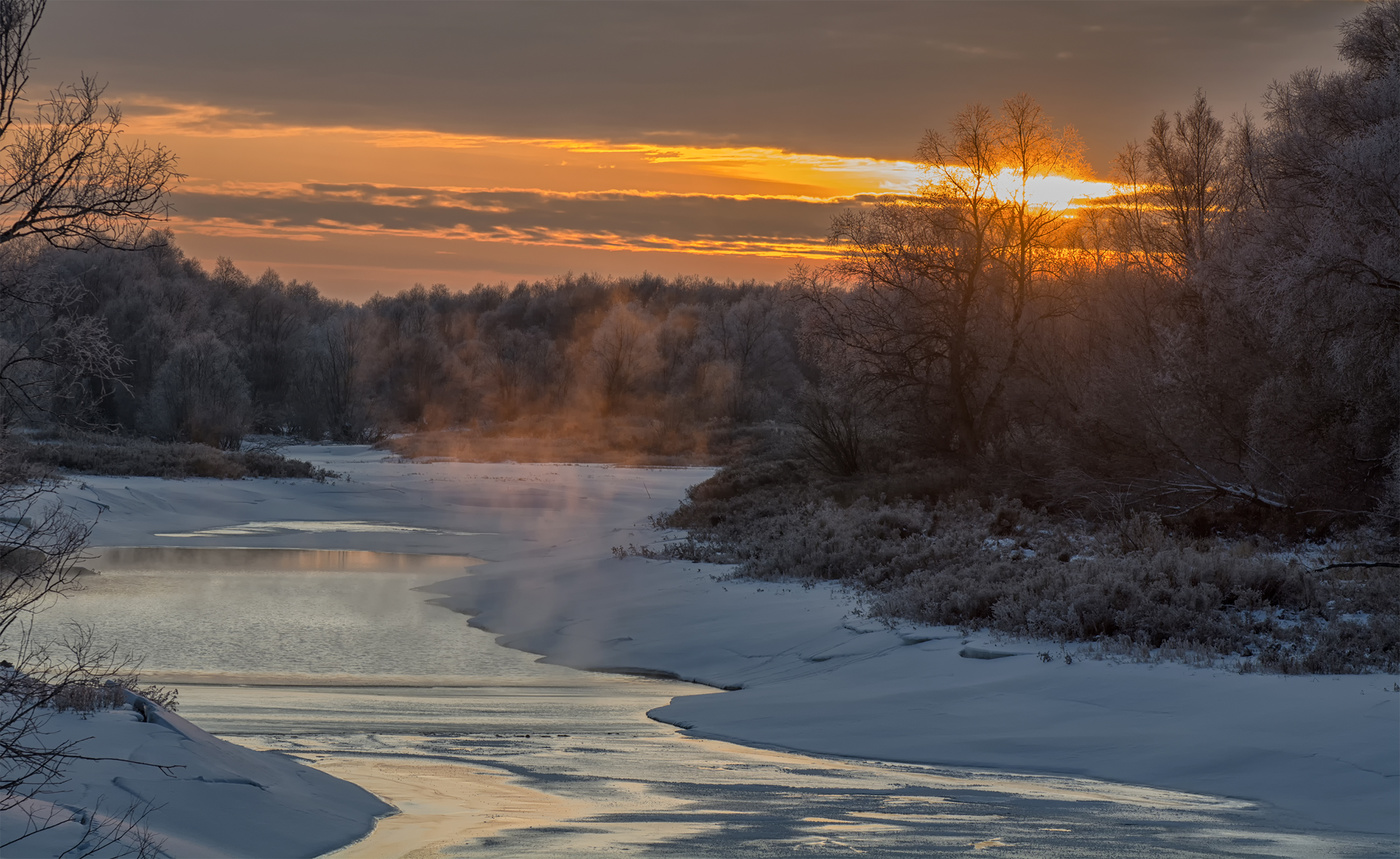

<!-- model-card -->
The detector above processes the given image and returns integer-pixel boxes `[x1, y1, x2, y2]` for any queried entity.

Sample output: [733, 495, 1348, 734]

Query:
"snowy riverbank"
[45, 445, 1400, 850]
[2, 700, 392, 858]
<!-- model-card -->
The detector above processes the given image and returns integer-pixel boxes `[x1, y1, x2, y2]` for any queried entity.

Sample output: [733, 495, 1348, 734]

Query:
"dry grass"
[19, 431, 334, 480]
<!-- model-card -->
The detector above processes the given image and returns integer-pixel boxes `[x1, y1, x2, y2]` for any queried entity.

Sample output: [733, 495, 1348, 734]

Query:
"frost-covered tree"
[700, 293, 798, 421]
[590, 303, 658, 415]
[0, 244, 121, 427]
[1066, 2, 1400, 520]
[144, 332, 251, 448]
[298, 311, 374, 442]
[0, 0, 177, 425]
[1222, 0, 1400, 516]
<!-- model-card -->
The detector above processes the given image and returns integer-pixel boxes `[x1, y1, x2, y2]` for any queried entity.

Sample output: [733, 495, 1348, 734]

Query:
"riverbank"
[433, 546, 1399, 842]
[0, 690, 392, 858]
[50, 444, 1399, 850]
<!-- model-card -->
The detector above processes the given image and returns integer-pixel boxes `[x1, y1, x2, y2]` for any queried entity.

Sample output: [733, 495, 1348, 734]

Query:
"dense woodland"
[4, 2, 1398, 672]
[13, 250, 805, 454]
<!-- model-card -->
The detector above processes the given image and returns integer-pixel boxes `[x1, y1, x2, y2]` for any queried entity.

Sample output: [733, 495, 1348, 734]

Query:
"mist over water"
[39, 548, 495, 683]
[33, 547, 1384, 858]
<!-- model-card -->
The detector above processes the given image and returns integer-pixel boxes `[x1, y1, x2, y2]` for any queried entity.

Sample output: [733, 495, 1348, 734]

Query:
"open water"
[31, 547, 1384, 858]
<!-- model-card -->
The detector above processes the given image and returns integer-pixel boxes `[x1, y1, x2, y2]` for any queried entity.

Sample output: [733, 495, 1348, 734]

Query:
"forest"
[4, 2, 1398, 671]
[9, 250, 805, 460]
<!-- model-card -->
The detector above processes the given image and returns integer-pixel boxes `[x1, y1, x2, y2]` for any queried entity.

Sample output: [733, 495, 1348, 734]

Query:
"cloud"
[132, 100, 928, 196]
[929, 41, 1021, 61]
[37, 0, 1358, 170]
[168, 183, 889, 259]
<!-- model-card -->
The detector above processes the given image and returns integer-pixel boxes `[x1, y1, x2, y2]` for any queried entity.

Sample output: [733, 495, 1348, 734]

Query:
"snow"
[32, 444, 1400, 850]
[2, 694, 392, 858]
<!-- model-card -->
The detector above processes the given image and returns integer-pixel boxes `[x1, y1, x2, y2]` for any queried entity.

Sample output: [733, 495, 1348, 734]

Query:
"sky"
[36, 0, 1361, 301]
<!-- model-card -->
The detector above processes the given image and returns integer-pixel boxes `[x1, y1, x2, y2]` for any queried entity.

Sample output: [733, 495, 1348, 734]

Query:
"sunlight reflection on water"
[34, 548, 1389, 859]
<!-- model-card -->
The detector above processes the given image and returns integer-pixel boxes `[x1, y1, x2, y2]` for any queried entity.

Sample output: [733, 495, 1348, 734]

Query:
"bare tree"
[0, 2, 177, 250]
[808, 96, 1084, 458]
[1111, 91, 1243, 286]
[590, 303, 657, 415]
[0, 444, 169, 857]
[0, 1, 179, 853]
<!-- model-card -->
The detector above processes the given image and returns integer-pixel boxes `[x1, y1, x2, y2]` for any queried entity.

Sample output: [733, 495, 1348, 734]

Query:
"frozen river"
[34, 547, 1375, 857]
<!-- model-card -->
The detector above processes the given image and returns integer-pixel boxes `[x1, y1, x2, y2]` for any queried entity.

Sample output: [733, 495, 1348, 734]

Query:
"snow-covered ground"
[3, 700, 393, 858]
[34, 445, 1400, 851]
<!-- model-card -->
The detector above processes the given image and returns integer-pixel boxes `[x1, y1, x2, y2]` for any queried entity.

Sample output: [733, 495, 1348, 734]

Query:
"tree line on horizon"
[4, 0, 1398, 533]
[22, 249, 806, 448]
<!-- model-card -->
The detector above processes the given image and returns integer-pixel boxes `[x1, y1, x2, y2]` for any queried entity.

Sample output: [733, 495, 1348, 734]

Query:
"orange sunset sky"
[37, 1, 1359, 301]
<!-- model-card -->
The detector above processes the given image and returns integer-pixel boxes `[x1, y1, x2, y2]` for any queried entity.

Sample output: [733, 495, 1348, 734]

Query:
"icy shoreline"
[436, 545, 1398, 841]
[42, 445, 1399, 850]
[0, 689, 392, 858]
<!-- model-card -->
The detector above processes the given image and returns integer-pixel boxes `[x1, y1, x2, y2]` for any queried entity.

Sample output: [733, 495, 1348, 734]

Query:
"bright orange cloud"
[127, 100, 926, 199]
[123, 99, 1116, 297]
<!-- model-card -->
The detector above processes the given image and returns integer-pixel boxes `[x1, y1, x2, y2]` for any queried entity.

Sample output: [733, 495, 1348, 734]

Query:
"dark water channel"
[31, 547, 1382, 858]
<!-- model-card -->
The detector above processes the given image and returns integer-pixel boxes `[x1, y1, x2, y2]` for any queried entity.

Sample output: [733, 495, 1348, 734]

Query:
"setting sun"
[4, 2, 1392, 857]
[994, 170, 1118, 210]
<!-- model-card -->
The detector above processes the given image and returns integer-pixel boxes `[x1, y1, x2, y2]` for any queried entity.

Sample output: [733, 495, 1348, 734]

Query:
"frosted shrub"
[47, 678, 178, 716]
[668, 493, 997, 586]
[1115, 511, 1166, 554]
[48, 679, 126, 715]
[664, 467, 1398, 672]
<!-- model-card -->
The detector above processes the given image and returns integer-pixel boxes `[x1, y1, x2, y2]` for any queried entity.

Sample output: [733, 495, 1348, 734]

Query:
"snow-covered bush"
[664, 460, 1399, 673]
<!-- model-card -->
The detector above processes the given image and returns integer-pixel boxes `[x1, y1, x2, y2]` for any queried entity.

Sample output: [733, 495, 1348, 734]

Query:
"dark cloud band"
[170, 184, 887, 254]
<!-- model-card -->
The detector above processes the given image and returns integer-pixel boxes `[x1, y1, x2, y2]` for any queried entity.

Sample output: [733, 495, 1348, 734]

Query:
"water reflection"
[152, 521, 487, 539]
[33, 548, 1388, 858]
[39, 547, 492, 682]
[91, 545, 481, 573]
[188, 685, 1348, 859]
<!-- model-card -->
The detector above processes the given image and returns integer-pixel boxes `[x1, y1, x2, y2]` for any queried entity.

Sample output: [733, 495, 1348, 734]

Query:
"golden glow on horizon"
[132, 99, 1112, 207]
[123, 98, 1120, 291]
[931, 166, 1119, 212]
[989, 170, 1118, 211]
[175, 178, 866, 206]
[166, 213, 840, 259]
[128, 100, 922, 198]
